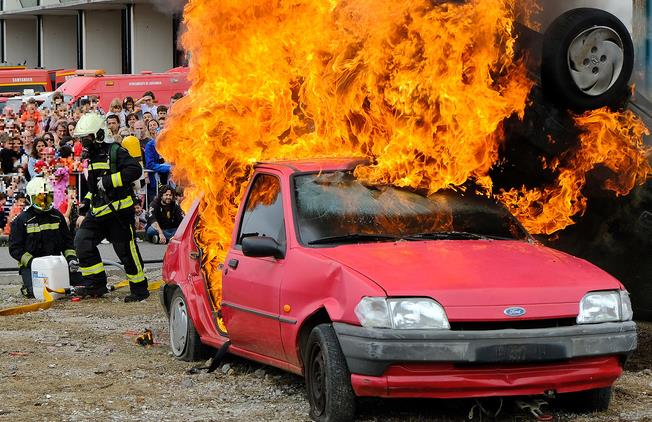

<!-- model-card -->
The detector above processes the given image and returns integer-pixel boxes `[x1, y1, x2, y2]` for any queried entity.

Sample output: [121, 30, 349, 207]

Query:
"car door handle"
[189, 251, 200, 260]
[228, 258, 239, 269]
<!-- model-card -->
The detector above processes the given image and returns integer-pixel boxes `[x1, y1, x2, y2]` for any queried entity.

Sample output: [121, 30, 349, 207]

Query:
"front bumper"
[333, 321, 637, 377]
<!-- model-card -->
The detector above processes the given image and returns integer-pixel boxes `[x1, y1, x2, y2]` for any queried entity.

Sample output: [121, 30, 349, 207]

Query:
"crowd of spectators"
[0, 90, 186, 243]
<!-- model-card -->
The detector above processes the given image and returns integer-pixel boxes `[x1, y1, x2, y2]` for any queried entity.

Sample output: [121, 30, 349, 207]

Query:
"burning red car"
[161, 158, 637, 421]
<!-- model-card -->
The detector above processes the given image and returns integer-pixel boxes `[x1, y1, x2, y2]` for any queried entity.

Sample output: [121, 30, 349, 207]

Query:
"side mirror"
[241, 236, 285, 259]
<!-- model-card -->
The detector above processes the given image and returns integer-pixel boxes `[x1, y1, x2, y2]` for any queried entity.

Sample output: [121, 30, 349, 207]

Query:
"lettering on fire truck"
[127, 81, 163, 86]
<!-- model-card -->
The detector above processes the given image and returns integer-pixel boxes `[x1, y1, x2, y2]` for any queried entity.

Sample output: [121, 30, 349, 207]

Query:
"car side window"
[237, 174, 285, 246]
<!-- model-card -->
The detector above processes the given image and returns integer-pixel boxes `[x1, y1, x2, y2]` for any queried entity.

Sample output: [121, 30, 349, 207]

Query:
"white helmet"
[73, 112, 112, 143]
[26, 177, 54, 212]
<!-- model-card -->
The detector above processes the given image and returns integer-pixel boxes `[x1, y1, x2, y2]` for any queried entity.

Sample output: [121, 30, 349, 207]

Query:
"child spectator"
[136, 91, 157, 116]
[126, 113, 138, 135]
[123, 96, 136, 115]
[62, 186, 79, 234]
[109, 98, 126, 126]
[142, 112, 153, 126]
[134, 201, 147, 232]
[157, 105, 168, 120]
[52, 164, 70, 213]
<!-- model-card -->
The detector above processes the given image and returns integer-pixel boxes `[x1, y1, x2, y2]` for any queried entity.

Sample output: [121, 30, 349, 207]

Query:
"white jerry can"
[31, 256, 70, 301]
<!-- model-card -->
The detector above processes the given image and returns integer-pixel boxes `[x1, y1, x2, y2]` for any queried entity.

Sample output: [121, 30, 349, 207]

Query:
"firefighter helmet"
[73, 112, 111, 143]
[26, 177, 54, 212]
[122, 135, 142, 159]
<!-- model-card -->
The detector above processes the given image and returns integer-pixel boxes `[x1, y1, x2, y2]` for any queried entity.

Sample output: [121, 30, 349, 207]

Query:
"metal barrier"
[1, 168, 158, 208]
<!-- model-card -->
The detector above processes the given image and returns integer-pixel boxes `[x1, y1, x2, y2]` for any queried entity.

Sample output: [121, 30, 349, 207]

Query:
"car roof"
[255, 157, 368, 173]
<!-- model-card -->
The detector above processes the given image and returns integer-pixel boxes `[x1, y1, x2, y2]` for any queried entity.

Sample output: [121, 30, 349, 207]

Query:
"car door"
[221, 172, 287, 361]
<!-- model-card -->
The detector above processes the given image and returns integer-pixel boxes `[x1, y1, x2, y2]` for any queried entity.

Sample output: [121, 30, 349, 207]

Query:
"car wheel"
[304, 324, 356, 422]
[542, 8, 634, 111]
[559, 387, 612, 412]
[169, 288, 210, 361]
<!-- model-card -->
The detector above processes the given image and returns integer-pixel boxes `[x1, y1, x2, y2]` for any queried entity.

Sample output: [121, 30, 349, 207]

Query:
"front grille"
[449, 318, 576, 331]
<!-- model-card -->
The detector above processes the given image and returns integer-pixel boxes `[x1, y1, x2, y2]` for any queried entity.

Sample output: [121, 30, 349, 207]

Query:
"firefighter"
[9, 177, 80, 298]
[73, 113, 148, 302]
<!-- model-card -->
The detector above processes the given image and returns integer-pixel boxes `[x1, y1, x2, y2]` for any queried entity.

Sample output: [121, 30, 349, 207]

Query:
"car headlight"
[577, 290, 633, 324]
[355, 297, 450, 329]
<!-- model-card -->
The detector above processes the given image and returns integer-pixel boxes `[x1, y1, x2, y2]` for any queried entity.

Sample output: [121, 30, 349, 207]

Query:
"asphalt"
[0, 242, 167, 285]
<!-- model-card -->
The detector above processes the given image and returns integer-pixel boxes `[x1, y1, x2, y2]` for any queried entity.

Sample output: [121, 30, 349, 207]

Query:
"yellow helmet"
[122, 135, 142, 159]
[26, 177, 54, 212]
[73, 112, 111, 143]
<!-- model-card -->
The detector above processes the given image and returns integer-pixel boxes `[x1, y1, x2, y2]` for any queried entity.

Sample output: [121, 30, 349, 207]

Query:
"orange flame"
[159, 0, 650, 322]
[499, 108, 651, 234]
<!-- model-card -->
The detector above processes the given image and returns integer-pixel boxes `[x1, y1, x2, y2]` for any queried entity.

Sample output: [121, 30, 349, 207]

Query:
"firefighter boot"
[124, 280, 150, 302]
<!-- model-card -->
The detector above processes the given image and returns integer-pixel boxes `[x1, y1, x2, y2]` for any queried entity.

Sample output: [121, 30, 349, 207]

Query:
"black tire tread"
[305, 324, 356, 422]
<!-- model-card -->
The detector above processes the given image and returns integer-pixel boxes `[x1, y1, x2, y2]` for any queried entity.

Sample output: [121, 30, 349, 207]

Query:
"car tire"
[559, 387, 612, 412]
[541, 8, 633, 111]
[168, 288, 210, 362]
[304, 324, 356, 422]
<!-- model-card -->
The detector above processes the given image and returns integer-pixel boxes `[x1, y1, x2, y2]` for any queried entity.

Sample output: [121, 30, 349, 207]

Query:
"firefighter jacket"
[9, 207, 77, 269]
[80, 143, 143, 219]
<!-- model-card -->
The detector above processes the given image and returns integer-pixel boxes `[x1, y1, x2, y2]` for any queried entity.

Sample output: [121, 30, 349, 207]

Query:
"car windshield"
[293, 171, 529, 245]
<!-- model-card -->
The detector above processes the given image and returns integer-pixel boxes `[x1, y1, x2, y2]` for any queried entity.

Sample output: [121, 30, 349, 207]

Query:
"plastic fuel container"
[31, 255, 70, 301]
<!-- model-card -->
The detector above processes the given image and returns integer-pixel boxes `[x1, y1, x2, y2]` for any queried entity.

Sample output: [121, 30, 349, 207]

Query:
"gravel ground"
[0, 270, 651, 422]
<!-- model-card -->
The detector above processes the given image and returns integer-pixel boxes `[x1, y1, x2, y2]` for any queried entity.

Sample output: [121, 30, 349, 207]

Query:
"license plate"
[476, 343, 567, 362]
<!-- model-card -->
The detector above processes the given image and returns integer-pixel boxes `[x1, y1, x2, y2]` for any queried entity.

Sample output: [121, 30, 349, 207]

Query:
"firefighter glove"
[68, 259, 80, 272]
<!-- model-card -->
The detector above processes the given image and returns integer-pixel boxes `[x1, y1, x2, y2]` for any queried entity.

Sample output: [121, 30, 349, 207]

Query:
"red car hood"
[313, 240, 621, 307]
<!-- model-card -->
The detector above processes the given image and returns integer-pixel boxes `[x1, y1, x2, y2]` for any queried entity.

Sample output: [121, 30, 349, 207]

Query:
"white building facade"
[0, 0, 185, 73]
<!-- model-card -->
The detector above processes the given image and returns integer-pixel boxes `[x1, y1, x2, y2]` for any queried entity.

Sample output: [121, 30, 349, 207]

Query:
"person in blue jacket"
[143, 131, 170, 205]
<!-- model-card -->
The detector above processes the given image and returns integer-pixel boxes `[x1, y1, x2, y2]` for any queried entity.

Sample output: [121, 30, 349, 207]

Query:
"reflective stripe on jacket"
[83, 143, 142, 219]
[9, 207, 77, 268]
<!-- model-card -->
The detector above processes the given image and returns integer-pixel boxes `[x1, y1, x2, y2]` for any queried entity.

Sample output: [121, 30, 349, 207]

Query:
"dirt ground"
[1, 270, 651, 422]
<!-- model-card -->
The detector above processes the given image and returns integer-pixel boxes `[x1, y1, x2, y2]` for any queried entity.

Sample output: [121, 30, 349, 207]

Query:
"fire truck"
[56, 68, 190, 110]
[0, 66, 76, 104]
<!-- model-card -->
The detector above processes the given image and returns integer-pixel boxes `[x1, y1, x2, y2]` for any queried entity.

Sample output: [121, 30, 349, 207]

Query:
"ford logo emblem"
[504, 307, 526, 317]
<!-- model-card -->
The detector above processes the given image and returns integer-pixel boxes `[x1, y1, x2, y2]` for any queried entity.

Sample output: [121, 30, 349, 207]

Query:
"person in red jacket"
[19, 98, 42, 134]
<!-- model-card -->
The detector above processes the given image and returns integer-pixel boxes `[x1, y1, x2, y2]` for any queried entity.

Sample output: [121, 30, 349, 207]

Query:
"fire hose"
[0, 259, 163, 317]
[0, 258, 164, 273]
